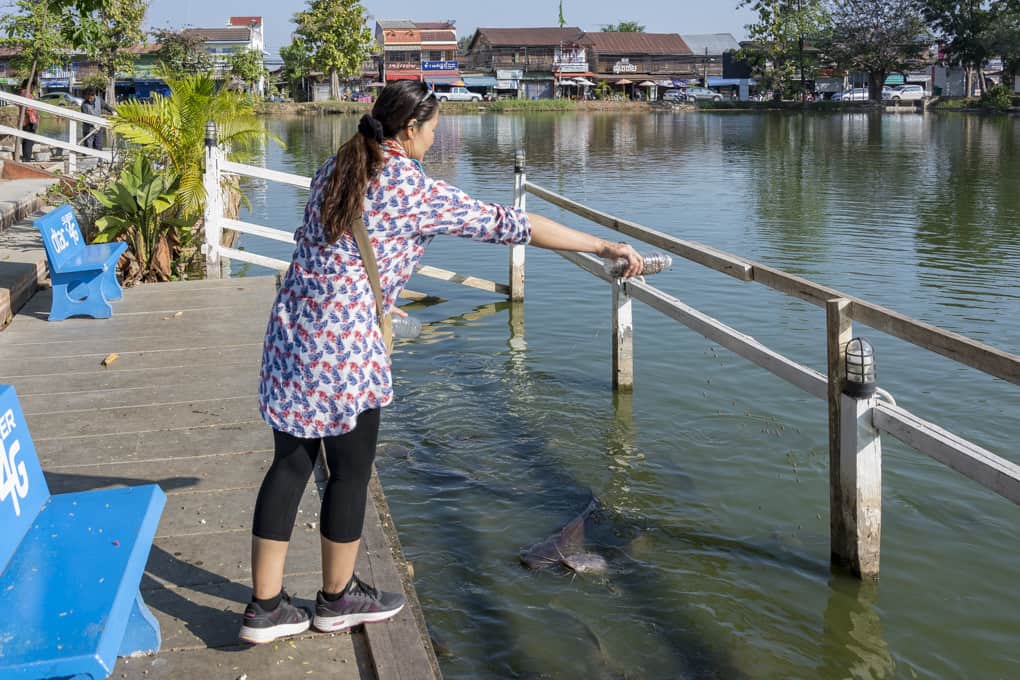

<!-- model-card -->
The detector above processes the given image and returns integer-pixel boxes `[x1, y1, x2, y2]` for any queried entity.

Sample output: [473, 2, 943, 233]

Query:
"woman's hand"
[390, 305, 408, 318]
[598, 240, 644, 278]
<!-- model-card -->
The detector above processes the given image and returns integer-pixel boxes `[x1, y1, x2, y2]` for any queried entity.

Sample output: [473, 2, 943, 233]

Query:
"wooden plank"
[612, 281, 634, 391]
[524, 181, 753, 281]
[361, 474, 443, 680]
[556, 249, 614, 283]
[0, 90, 108, 126]
[623, 277, 828, 399]
[216, 245, 290, 272]
[0, 125, 112, 160]
[874, 401, 1020, 505]
[838, 394, 882, 578]
[221, 160, 312, 189]
[220, 217, 295, 244]
[414, 264, 508, 295]
[826, 299, 854, 572]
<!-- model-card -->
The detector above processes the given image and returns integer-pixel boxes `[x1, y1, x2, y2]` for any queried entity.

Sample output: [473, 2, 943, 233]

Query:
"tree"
[280, 37, 313, 101]
[981, 0, 1020, 90]
[0, 0, 67, 126]
[601, 21, 646, 32]
[293, 0, 374, 100]
[737, 0, 830, 99]
[64, 0, 147, 103]
[922, 0, 993, 95]
[558, 1, 566, 29]
[151, 28, 213, 75]
[228, 48, 268, 94]
[825, 0, 927, 101]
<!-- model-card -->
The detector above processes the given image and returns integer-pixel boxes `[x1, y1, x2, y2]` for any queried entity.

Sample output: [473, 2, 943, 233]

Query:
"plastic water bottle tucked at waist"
[602, 252, 673, 278]
[390, 314, 423, 339]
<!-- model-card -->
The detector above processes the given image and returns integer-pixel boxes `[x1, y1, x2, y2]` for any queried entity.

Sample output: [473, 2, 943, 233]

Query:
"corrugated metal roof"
[581, 32, 692, 56]
[377, 19, 417, 29]
[183, 27, 251, 42]
[420, 30, 457, 43]
[474, 27, 584, 48]
[681, 33, 741, 56]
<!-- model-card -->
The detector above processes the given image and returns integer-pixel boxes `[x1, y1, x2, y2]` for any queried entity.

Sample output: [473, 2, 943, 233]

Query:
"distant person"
[18, 79, 38, 162]
[80, 89, 114, 150]
[238, 79, 644, 645]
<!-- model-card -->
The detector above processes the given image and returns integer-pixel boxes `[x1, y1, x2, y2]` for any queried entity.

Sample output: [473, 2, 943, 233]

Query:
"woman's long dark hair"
[321, 81, 439, 243]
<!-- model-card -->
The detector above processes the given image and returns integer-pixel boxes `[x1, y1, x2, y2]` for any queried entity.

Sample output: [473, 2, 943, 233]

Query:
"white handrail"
[0, 90, 109, 127]
[220, 217, 295, 244]
[220, 160, 311, 189]
[0, 124, 112, 161]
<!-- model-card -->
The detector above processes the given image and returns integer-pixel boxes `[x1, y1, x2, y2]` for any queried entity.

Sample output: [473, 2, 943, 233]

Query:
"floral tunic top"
[258, 142, 531, 438]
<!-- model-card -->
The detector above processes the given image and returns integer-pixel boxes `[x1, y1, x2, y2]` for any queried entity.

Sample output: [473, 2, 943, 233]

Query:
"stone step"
[0, 217, 48, 329]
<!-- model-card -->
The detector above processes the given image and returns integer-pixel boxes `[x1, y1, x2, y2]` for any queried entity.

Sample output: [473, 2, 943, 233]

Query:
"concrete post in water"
[837, 337, 883, 579]
[510, 149, 527, 301]
[67, 120, 77, 174]
[202, 121, 224, 279]
[613, 280, 634, 391]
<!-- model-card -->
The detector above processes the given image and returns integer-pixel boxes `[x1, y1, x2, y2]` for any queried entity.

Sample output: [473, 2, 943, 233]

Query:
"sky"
[144, 0, 758, 55]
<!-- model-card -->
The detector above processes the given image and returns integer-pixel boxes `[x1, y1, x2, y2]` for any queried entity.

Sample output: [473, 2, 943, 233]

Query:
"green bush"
[487, 98, 573, 113]
[980, 84, 1013, 112]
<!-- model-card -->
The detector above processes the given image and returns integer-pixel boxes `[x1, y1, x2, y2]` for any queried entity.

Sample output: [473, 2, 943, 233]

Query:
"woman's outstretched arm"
[527, 213, 644, 277]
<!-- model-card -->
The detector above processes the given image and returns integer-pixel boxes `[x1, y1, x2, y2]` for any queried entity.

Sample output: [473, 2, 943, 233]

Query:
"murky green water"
[237, 111, 1020, 678]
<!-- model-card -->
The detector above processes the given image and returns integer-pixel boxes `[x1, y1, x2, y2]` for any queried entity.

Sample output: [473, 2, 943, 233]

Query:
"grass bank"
[256, 99, 656, 116]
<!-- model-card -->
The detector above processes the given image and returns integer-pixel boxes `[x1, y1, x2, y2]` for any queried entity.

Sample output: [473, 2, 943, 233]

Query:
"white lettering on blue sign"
[50, 212, 81, 254]
[0, 409, 29, 517]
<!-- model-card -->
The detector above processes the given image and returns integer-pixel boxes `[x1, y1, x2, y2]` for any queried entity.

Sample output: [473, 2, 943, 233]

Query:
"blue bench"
[34, 205, 127, 321]
[0, 384, 166, 679]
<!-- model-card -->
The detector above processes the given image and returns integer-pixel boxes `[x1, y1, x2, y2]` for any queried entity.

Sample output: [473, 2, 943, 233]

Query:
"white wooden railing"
[0, 90, 113, 170]
[200, 133, 1020, 580]
[510, 150, 1020, 580]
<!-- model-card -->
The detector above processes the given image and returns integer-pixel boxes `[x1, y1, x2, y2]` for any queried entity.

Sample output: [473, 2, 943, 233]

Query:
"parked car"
[662, 89, 686, 102]
[685, 87, 722, 102]
[39, 91, 84, 107]
[436, 86, 482, 103]
[883, 84, 926, 101]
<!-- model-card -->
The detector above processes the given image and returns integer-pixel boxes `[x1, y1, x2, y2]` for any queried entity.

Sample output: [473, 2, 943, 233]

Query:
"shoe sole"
[313, 603, 405, 632]
[239, 619, 311, 645]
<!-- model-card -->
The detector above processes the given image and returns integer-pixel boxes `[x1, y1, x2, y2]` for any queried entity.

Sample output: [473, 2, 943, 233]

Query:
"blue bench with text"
[0, 384, 166, 679]
[34, 204, 127, 321]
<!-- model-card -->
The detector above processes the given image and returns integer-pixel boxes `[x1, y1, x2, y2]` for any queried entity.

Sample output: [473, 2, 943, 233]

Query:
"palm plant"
[110, 73, 273, 219]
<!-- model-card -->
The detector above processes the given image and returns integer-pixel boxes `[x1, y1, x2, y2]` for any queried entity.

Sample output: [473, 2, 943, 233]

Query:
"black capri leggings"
[252, 409, 380, 543]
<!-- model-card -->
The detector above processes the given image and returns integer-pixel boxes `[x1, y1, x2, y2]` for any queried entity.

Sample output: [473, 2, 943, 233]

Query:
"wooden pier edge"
[363, 471, 443, 680]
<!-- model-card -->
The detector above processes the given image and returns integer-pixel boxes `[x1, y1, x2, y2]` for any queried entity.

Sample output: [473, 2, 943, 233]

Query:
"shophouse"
[580, 32, 695, 99]
[376, 20, 460, 87]
[464, 27, 586, 99]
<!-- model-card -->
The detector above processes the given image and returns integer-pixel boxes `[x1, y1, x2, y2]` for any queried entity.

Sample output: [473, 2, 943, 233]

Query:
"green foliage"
[229, 49, 268, 92]
[738, 0, 831, 97]
[824, 0, 927, 101]
[983, 1, 1020, 84]
[151, 28, 213, 75]
[63, 0, 147, 100]
[980, 83, 1014, 111]
[601, 21, 645, 32]
[280, 37, 313, 100]
[594, 80, 612, 100]
[558, 1, 566, 29]
[922, 0, 991, 70]
[111, 73, 275, 218]
[92, 154, 185, 282]
[80, 72, 109, 92]
[0, 0, 67, 88]
[485, 98, 574, 112]
[294, 0, 374, 99]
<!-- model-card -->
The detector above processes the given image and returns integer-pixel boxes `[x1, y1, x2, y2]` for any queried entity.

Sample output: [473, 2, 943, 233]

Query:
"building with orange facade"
[375, 20, 461, 87]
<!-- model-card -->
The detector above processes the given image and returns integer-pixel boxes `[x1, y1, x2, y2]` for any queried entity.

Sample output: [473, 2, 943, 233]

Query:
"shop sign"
[554, 63, 589, 73]
[386, 62, 419, 71]
[613, 58, 638, 74]
[496, 80, 519, 89]
[422, 61, 458, 71]
[497, 69, 523, 80]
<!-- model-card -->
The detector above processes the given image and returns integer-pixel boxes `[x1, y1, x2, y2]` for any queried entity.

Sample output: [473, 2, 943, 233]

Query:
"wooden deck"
[0, 276, 441, 680]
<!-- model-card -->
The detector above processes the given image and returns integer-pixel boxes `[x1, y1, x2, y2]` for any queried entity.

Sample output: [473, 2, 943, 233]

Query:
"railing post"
[510, 149, 526, 302]
[67, 119, 77, 175]
[202, 121, 225, 279]
[613, 280, 634, 391]
[828, 298, 883, 578]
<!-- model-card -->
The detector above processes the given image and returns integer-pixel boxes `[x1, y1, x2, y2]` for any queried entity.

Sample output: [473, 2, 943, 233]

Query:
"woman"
[18, 79, 38, 163]
[240, 80, 643, 645]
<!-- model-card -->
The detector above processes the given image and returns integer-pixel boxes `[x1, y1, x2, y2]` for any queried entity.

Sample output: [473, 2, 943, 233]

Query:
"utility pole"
[798, 0, 806, 103]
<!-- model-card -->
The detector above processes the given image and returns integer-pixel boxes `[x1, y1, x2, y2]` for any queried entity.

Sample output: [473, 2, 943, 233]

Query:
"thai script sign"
[554, 63, 589, 73]
[386, 62, 419, 71]
[613, 58, 638, 74]
[497, 70, 523, 80]
[422, 61, 458, 71]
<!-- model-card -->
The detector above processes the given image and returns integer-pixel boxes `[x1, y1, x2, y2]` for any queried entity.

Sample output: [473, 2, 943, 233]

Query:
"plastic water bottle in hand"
[390, 314, 423, 339]
[602, 252, 673, 278]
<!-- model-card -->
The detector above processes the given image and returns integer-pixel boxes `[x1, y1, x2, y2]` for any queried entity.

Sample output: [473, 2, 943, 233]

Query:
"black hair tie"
[358, 114, 385, 143]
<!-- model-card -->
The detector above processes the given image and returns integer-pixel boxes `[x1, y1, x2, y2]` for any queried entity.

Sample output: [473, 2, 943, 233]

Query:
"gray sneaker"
[238, 590, 312, 644]
[313, 574, 406, 632]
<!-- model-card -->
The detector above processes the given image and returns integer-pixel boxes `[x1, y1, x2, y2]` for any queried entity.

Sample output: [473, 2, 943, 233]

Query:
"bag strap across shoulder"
[349, 220, 393, 355]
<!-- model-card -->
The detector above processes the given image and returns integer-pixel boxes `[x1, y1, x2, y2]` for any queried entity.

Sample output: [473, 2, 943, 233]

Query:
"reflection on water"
[242, 111, 1020, 679]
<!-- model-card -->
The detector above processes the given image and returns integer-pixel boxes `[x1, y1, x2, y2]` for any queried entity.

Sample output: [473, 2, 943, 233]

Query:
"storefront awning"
[463, 76, 498, 88]
[386, 74, 421, 81]
[425, 76, 464, 86]
[707, 77, 757, 87]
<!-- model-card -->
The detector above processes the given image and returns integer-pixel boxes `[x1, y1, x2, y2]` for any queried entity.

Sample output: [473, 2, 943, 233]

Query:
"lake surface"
[236, 111, 1020, 679]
